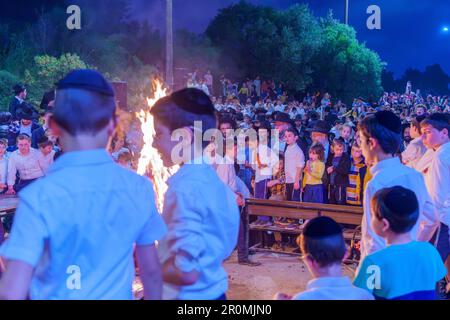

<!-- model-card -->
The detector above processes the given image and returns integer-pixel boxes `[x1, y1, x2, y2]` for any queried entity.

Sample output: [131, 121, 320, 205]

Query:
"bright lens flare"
[137, 79, 178, 212]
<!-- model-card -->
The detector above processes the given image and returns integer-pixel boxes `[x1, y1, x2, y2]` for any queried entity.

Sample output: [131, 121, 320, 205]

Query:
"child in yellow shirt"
[303, 143, 326, 203]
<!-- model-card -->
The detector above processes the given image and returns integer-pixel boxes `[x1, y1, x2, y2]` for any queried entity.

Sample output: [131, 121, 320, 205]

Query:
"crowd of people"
[0, 69, 449, 301]
[0, 85, 61, 198]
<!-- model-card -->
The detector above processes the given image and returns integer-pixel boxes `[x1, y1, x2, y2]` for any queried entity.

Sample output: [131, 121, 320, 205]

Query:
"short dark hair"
[151, 88, 217, 136]
[298, 229, 346, 268]
[285, 126, 299, 137]
[420, 113, 450, 134]
[411, 115, 426, 135]
[54, 88, 116, 135]
[358, 114, 401, 155]
[17, 134, 31, 143]
[371, 186, 419, 234]
[38, 139, 53, 149]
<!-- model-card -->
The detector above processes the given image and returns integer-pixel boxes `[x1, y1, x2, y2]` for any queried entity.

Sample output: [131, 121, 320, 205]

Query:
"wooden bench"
[0, 196, 19, 243]
[245, 199, 363, 257]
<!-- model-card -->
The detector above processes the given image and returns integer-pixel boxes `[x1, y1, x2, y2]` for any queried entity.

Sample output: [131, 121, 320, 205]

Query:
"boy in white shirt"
[284, 128, 305, 201]
[421, 113, 450, 298]
[151, 88, 240, 300]
[37, 136, 55, 174]
[0, 69, 166, 300]
[357, 110, 439, 262]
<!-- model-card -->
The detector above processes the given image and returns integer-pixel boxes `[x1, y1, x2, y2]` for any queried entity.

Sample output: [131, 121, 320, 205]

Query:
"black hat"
[56, 69, 115, 97]
[374, 110, 402, 134]
[303, 216, 342, 238]
[294, 115, 303, 121]
[274, 112, 292, 124]
[16, 103, 39, 121]
[311, 120, 331, 135]
[13, 84, 26, 95]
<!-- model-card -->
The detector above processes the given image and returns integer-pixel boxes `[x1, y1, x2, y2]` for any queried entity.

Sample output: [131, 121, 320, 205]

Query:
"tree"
[206, 1, 322, 91]
[24, 53, 91, 107]
[311, 12, 384, 103]
[0, 70, 21, 111]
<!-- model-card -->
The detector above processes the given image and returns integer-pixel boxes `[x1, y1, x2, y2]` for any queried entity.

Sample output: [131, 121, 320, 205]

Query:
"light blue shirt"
[293, 276, 374, 300]
[0, 149, 167, 300]
[158, 161, 240, 300]
[354, 241, 446, 300]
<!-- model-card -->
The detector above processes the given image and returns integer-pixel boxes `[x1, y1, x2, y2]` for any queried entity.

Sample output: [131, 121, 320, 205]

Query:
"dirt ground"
[225, 251, 357, 300]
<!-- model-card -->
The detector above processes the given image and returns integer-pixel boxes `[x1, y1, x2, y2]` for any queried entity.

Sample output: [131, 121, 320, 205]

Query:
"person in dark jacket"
[8, 103, 41, 151]
[324, 139, 351, 205]
[9, 84, 27, 121]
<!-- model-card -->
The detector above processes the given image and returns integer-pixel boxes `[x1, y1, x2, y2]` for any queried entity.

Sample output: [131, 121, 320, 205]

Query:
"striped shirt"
[346, 161, 365, 206]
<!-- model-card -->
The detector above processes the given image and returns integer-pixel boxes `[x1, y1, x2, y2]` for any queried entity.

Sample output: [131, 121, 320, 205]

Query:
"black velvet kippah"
[303, 216, 342, 238]
[374, 110, 402, 134]
[56, 69, 115, 97]
[171, 88, 215, 116]
[383, 186, 418, 217]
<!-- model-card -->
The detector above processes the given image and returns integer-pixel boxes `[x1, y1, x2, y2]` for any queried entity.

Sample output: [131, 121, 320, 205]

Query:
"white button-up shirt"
[158, 161, 239, 300]
[402, 137, 427, 170]
[360, 157, 439, 261]
[7, 148, 44, 186]
[38, 150, 55, 175]
[284, 143, 305, 183]
[293, 277, 374, 300]
[424, 142, 450, 226]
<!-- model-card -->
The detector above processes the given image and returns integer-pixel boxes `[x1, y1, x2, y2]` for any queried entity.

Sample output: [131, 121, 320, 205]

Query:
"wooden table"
[0, 196, 19, 243]
[245, 199, 363, 258]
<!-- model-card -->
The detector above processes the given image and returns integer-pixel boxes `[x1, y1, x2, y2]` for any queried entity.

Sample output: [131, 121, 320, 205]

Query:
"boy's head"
[309, 143, 325, 161]
[331, 139, 345, 157]
[151, 88, 217, 167]
[410, 115, 426, 139]
[420, 113, 450, 149]
[358, 111, 402, 163]
[284, 127, 299, 146]
[298, 217, 345, 274]
[340, 124, 352, 140]
[351, 144, 363, 161]
[38, 136, 54, 156]
[52, 70, 116, 147]
[371, 186, 419, 238]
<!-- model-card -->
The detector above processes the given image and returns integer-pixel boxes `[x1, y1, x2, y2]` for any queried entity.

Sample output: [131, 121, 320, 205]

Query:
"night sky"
[1, 0, 450, 77]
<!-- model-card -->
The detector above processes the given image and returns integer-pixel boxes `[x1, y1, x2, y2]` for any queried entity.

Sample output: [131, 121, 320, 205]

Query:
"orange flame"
[137, 79, 178, 212]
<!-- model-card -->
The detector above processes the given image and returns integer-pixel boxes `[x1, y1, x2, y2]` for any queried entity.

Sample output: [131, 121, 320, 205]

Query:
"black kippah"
[56, 69, 115, 97]
[383, 186, 418, 217]
[171, 88, 215, 115]
[303, 216, 342, 238]
[374, 110, 402, 134]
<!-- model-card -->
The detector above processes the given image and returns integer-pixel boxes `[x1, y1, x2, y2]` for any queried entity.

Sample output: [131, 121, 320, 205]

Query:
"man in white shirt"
[358, 111, 439, 262]
[6, 134, 44, 194]
[421, 113, 450, 297]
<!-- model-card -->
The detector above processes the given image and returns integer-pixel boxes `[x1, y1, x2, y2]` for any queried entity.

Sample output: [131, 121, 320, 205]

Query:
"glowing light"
[137, 79, 179, 212]
[443, 27, 449, 32]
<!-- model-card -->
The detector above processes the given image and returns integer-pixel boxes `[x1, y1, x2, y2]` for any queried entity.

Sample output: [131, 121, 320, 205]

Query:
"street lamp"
[166, 0, 174, 90]
[345, 0, 349, 25]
